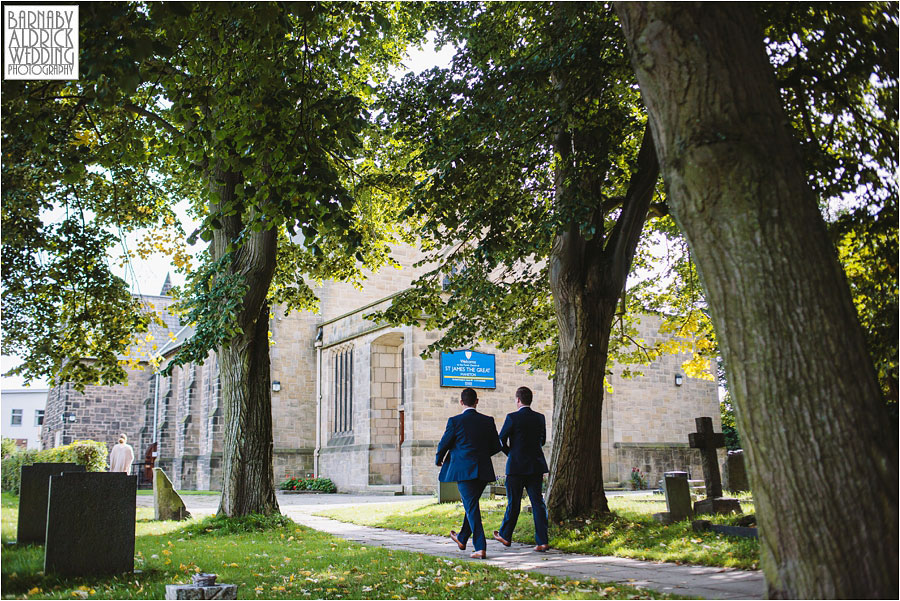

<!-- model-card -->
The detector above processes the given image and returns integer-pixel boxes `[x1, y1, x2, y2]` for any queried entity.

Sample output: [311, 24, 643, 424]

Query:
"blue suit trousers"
[455, 479, 489, 551]
[498, 473, 548, 546]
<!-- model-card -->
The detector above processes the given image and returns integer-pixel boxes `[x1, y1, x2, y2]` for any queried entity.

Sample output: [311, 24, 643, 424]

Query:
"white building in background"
[1, 389, 48, 449]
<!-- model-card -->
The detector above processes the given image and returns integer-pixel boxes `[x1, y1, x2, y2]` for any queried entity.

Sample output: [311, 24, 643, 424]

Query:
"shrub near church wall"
[0, 439, 108, 494]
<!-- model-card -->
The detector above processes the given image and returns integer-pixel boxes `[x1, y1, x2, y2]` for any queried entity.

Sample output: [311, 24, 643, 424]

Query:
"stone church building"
[41, 247, 721, 493]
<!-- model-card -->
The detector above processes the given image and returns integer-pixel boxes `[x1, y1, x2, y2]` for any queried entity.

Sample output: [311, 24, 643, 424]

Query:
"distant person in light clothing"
[108, 434, 135, 473]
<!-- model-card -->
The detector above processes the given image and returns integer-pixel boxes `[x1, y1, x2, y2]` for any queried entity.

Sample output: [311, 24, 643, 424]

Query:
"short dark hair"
[516, 386, 533, 406]
[460, 388, 478, 407]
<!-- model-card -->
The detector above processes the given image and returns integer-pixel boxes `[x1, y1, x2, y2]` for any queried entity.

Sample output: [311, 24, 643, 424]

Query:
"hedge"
[278, 476, 337, 493]
[0, 439, 109, 495]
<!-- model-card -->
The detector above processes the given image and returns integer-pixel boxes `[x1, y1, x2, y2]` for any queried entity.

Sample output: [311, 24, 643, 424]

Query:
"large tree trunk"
[210, 166, 280, 517]
[547, 124, 659, 521]
[547, 245, 615, 520]
[616, 3, 898, 597]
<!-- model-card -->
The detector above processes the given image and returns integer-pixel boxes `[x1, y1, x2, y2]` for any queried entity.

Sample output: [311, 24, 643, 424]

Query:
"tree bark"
[209, 165, 280, 517]
[616, 3, 898, 597]
[547, 124, 659, 521]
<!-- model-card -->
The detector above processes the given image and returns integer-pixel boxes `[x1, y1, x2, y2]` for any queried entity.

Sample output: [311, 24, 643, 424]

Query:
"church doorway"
[368, 332, 403, 485]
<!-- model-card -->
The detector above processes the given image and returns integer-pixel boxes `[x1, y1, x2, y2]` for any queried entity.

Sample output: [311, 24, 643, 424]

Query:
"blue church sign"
[440, 350, 496, 389]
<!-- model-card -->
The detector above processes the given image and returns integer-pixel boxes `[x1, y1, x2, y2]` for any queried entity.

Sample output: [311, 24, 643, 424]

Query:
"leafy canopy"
[2, 2, 425, 385]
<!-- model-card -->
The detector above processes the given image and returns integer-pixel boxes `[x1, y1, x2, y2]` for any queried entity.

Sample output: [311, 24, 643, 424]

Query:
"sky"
[1, 38, 455, 391]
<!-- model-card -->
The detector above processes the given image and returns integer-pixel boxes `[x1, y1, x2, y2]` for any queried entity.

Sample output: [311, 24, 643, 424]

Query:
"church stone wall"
[318, 300, 554, 494]
[41, 256, 722, 496]
[314, 245, 430, 322]
[41, 362, 152, 461]
[269, 306, 318, 484]
[401, 328, 554, 494]
[603, 314, 721, 487]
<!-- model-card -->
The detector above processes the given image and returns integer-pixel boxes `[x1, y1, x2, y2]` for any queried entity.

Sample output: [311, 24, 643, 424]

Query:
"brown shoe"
[449, 530, 466, 550]
[470, 550, 487, 559]
[493, 530, 511, 547]
[534, 544, 550, 552]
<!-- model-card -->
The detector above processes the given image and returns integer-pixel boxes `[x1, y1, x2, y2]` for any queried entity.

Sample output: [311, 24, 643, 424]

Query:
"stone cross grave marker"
[688, 417, 742, 516]
[688, 417, 725, 497]
[17, 463, 86, 545]
[44, 472, 137, 576]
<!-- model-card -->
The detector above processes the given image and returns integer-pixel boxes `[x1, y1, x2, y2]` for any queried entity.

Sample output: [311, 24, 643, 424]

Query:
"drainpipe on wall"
[152, 372, 161, 443]
[314, 327, 323, 478]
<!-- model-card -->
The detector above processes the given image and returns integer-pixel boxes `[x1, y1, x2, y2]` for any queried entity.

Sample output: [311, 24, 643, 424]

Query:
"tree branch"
[604, 121, 660, 286]
[122, 102, 180, 137]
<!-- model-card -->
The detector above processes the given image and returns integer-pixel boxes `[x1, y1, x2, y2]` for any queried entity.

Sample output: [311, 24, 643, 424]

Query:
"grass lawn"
[1, 493, 683, 600]
[318, 493, 760, 570]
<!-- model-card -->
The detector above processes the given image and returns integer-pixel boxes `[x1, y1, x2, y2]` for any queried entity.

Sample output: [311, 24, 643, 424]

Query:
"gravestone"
[437, 479, 461, 503]
[653, 471, 693, 524]
[692, 519, 758, 539]
[44, 471, 136, 576]
[165, 573, 238, 599]
[688, 417, 742, 516]
[722, 449, 750, 493]
[153, 468, 191, 521]
[17, 463, 86, 545]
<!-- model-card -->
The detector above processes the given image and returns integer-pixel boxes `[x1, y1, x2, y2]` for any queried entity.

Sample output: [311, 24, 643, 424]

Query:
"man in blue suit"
[436, 387, 502, 558]
[493, 386, 550, 551]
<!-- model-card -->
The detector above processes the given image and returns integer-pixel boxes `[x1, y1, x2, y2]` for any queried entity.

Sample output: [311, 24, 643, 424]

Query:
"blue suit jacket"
[499, 406, 549, 475]
[436, 409, 502, 482]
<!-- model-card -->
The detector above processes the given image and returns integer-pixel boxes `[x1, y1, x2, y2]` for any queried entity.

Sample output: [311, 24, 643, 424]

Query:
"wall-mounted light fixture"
[674, 374, 684, 387]
[272, 380, 281, 392]
[63, 413, 77, 423]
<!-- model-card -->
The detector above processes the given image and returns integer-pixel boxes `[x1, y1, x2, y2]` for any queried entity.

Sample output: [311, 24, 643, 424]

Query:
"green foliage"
[629, 468, 648, 490]
[1, 438, 19, 458]
[279, 476, 337, 493]
[183, 513, 295, 536]
[371, 3, 676, 378]
[0, 439, 108, 495]
[2, 1, 427, 384]
[762, 2, 898, 403]
[720, 396, 742, 451]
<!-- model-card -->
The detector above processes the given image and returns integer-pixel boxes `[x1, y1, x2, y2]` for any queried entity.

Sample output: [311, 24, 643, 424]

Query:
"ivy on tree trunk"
[209, 166, 279, 517]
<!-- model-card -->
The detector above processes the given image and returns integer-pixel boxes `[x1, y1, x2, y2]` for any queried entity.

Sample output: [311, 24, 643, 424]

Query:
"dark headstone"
[694, 496, 742, 515]
[17, 463, 86, 545]
[153, 468, 191, 521]
[692, 519, 758, 539]
[653, 471, 693, 524]
[689, 417, 742, 516]
[437, 479, 461, 503]
[44, 472, 136, 576]
[722, 449, 750, 493]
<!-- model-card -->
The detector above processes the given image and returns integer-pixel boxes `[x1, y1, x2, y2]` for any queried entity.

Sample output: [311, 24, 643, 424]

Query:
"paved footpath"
[149, 492, 764, 600]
